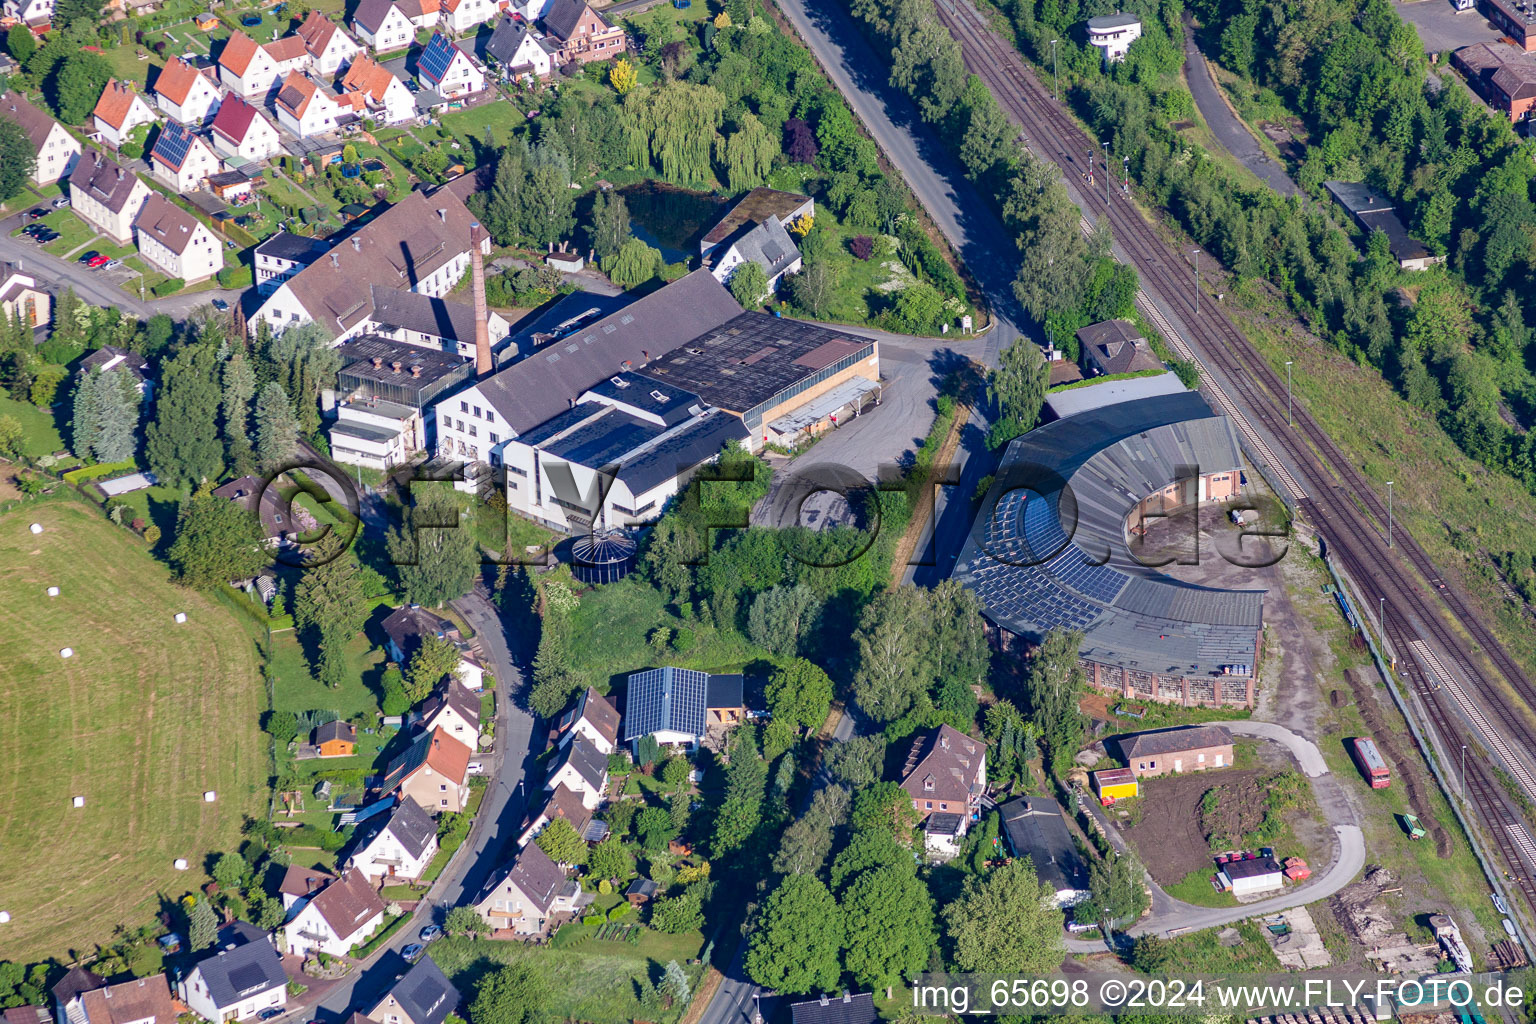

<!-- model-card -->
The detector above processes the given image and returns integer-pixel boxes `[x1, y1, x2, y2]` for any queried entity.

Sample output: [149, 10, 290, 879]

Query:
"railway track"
[931, 0, 1536, 918]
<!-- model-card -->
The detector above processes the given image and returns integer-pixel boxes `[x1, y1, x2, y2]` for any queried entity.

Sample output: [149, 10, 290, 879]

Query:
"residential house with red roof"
[351, 0, 416, 52]
[217, 30, 311, 99]
[91, 79, 156, 149]
[135, 193, 223, 284]
[54, 973, 175, 1024]
[440, 0, 498, 36]
[274, 71, 350, 138]
[69, 151, 151, 244]
[540, 0, 624, 65]
[148, 121, 222, 192]
[210, 95, 282, 163]
[380, 727, 473, 813]
[341, 54, 416, 124]
[281, 868, 385, 958]
[1, 91, 80, 185]
[152, 57, 224, 125]
[296, 10, 363, 75]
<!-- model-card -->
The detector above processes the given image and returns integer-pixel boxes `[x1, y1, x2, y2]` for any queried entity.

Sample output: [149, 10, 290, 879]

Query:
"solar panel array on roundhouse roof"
[623, 667, 709, 743]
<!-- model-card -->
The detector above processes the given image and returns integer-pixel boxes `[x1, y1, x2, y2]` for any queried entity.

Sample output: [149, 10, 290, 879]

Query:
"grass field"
[0, 394, 65, 459]
[0, 502, 267, 959]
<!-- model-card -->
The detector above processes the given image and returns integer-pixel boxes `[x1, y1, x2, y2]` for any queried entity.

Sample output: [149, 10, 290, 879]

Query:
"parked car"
[211, 298, 229, 310]
[419, 925, 442, 942]
[25, 208, 47, 220]
[51, 196, 70, 209]
[77, 250, 101, 264]
[22, 225, 45, 236]
[466, 760, 485, 776]
[256, 1010, 283, 1021]
[87, 254, 111, 268]
[32, 230, 57, 243]
[401, 944, 425, 963]
[104, 259, 122, 269]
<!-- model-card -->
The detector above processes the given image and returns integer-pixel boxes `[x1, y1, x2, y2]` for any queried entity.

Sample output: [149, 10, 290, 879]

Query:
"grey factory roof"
[368, 285, 481, 343]
[952, 392, 1263, 678]
[1324, 180, 1434, 264]
[998, 797, 1090, 896]
[612, 410, 748, 496]
[335, 335, 474, 401]
[583, 371, 702, 428]
[474, 269, 742, 434]
[641, 312, 876, 419]
[495, 288, 634, 364]
[188, 924, 286, 1007]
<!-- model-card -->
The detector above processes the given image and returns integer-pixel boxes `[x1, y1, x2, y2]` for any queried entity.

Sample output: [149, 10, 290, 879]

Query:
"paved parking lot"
[1396, 0, 1502, 52]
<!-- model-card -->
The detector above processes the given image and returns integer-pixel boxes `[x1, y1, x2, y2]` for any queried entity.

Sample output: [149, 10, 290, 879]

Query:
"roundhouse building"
[953, 392, 1263, 707]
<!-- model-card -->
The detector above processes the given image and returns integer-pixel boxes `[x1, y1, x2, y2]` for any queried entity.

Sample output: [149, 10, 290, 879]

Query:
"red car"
[87, 254, 111, 268]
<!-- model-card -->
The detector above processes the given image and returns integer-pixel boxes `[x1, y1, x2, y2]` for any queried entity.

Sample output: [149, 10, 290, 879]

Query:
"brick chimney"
[470, 221, 492, 377]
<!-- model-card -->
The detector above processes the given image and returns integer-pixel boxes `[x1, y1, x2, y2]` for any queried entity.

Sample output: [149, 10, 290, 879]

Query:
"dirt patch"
[1342, 668, 1453, 858]
[1329, 689, 1345, 708]
[0, 466, 21, 504]
[1199, 777, 1269, 850]
[1121, 767, 1263, 884]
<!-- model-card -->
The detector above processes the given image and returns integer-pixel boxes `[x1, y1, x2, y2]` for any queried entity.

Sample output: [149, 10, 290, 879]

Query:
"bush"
[607, 902, 631, 921]
[850, 235, 874, 260]
[151, 278, 184, 297]
[38, 339, 84, 365]
[142, 524, 161, 545]
[217, 265, 253, 289]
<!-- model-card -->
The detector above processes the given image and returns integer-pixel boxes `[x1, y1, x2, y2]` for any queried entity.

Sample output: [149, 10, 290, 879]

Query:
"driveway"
[1067, 720, 1365, 949]
[1395, 0, 1503, 51]
[1181, 20, 1300, 197]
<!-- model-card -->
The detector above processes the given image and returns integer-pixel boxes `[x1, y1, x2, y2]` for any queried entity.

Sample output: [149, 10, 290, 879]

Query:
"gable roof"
[381, 603, 458, 655]
[275, 71, 323, 118]
[533, 783, 592, 837]
[473, 268, 741, 434]
[218, 31, 264, 76]
[51, 967, 105, 1007]
[153, 57, 207, 105]
[371, 957, 459, 1024]
[297, 10, 347, 56]
[998, 796, 1090, 896]
[898, 724, 983, 804]
[189, 927, 286, 1008]
[421, 677, 480, 731]
[149, 121, 210, 173]
[315, 719, 356, 745]
[368, 285, 479, 341]
[1114, 725, 1234, 761]
[717, 216, 800, 280]
[497, 841, 566, 912]
[264, 34, 311, 63]
[342, 55, 402, 104]
[418, 32, 467, 86]
[69, 151, 144, 213]
[93, 79, 146, 130]
[272, 189, 478, 338]
[789, 994, 878, 1024]
[0, 91, 58, 150]
[485, 15, 538, 64]
[352, 0, 402, 33]
[79, 977, 175, 1024]
[81, 345, 150, 381]
[543, 0, 606, 40]
[370, 795, 438, 859]
[1077, 319, 1161, 375]
[278, 863, 337, 899]
[306, 869, 386, 938]
[551, 736, 606, 790]
[382, 727, 473, 791]
[557, 686, 620, 747]
[211, 94, 266, 144]
[136, 193, 207, 254]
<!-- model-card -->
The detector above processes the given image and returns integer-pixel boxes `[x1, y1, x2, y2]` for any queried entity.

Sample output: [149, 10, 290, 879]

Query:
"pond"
[619, 181, 728, 264]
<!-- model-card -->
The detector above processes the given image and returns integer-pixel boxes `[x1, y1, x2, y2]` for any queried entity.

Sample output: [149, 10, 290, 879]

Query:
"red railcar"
[1352, 737, 1391, 789]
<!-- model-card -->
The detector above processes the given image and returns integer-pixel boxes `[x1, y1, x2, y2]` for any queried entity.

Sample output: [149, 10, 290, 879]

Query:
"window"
[456, 420, 465, 431]
[440, 784, 448, 791]
[923, 778, 933, 791]
[473, 405, 481, 418]
[508, 466, 527, 477]
[443, 413, 452, 426]
[441, 799, 448, 806]
[490, 432, 499, 443]
[1149, 760, 1157, 769]
[1137, 762, 1146, 770]
[924, 801, 932, 810]
[461, 401, 468, 412]
[468, 425, 477, 437]
[940, 802, 948, 810]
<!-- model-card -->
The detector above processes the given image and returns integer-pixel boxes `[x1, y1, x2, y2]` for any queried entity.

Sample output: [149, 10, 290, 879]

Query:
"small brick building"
[1112, 725, 1234, 778]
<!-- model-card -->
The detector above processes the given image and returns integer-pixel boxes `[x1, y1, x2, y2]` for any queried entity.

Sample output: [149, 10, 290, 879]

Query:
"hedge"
[151, 278, 184, 297]
[218, 265, 253, 289]
[62, 459, 137, 484]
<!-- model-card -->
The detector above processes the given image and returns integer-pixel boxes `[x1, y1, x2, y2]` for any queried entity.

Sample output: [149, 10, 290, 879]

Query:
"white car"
[466, 760, 486, 776]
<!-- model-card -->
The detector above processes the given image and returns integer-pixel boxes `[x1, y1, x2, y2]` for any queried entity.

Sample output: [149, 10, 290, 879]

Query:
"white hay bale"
[72, 796, 84, 808]
[60, 647, 73, 658]
[29, 523, 42, 535]
[0, 911, 10, 923]
[203, 791, 216, 802]
[46, 586, 59, 597]
[173, 859, 189, 871]
[174, 612, 187, 623]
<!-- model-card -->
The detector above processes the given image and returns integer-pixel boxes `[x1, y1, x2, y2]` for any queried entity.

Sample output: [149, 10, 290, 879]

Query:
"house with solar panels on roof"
[149, 122, 222, 193]
[417, 32, 486, 100]
[622, 667, 746, 754]
[953, 390, 1263, 708]
[177, 922, 286, 1023]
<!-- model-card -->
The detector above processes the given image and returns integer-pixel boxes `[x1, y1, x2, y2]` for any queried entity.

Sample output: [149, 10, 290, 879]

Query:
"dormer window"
[923, 777, 934, 791]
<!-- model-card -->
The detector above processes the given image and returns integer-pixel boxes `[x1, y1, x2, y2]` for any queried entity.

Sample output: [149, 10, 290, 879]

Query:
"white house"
[296, 10, 363, 75]
[419, 678, 481, 746]
[281, 868, 386, 958]
[484, 15, 555, 79]
[555, 686, 620, 755]
[1, 0, 52, 26]
[218, 31, 312, 99]
[394, 0, 441, 29]
[255, 231, 328, 295]
[2, 91, 80, 186]
[1086, 13, 1142, 63]
[69, 150, 151, 246]
[439, 0, 498, 36]
[149, 122, 223, 192]
[341, 55, 417, 125]
[622, 667, 746, 752]
[351, 0, 416, 53]
[152, 57, 223, 125]
[178, 923, 287, 1024]
[92, 79, 156, 150]
[417, 32, 485, 99]
[250, 190, 486, 338]
[1220, 855, 1286, 898]
[707, 215, 802, 295]
[506, 0, 556, 23]
[135, 193, 223, 284]
[274, 71, 347, 138]
[516, 784, 596, 848]
[209, 95, 283, 164]
[543, 737, 607, 810]
[472, 842, 588, 936]
[348, 796, 439, 884]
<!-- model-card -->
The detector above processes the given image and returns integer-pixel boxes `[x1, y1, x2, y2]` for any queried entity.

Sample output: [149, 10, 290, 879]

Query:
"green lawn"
[439, 103, 524, 154]
[10, 209, 100, 257]
[0, 502, 267, 959]
[268, 629, 387, 719]
[430, 928, 706, 1024]
[0, 394, 65, 459]
[1153, 919, 1283, 974]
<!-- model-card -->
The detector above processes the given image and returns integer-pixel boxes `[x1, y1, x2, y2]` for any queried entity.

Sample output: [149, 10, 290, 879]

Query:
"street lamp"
[1050, 39, 1059, 102]
[1385, 481, 1394, 548]
[1285, 360, 1293, 426]
[1192, 248, 1200, 316]
[1461, 744, 1467, 798]
[752, 992, 762, 1024]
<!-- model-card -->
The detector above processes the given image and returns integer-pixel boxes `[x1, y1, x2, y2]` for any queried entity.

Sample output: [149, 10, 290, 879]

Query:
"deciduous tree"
[842, 864, 934, 995]
[167, 495, 266, 589]
[386, 485, 478, 607]
[0, 115, 35, 205]
[744, 875, 842, 995]
[470, 963, 542, 1024]
[534, 817, 589, 866]
[852, 586, 930, 722]
[764, 657, 833, 731]
[943, 858, 1064, 973]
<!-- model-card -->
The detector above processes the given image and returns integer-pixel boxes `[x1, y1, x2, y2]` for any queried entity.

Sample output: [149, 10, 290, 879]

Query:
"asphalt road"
[294, 588, 537, 1022]
[1066, 720, 1366, 950]
[1181, 20, 1300, 197]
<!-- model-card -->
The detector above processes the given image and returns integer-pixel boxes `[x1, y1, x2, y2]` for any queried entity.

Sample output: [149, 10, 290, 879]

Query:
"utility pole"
[1192, 248, 1200, 316]
[1386, 481, 1394, 548]
[1461, 744, 1467, 798]
[1103, 140, 1110, 204]
[1051, 39, 1059, 102]
[1285, 360, 1293, 425]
